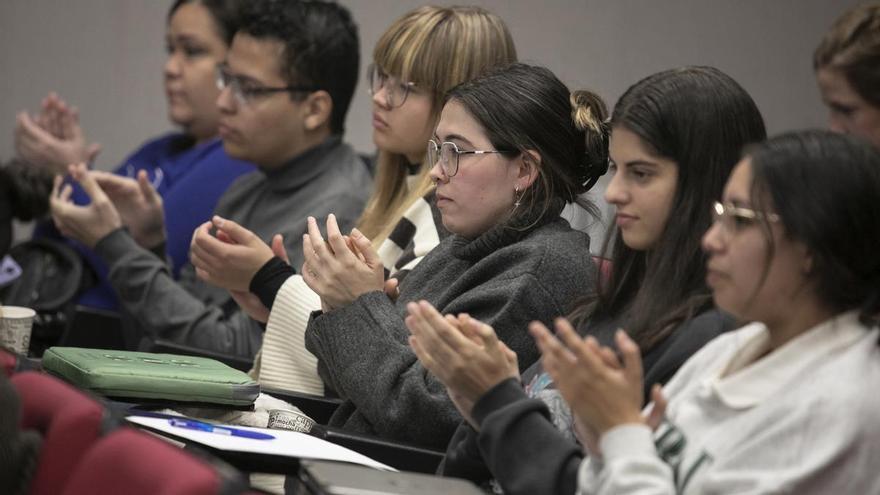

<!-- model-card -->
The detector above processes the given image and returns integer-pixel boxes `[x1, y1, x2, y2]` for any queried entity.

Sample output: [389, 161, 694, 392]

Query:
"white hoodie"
[578, 311, 880, 495]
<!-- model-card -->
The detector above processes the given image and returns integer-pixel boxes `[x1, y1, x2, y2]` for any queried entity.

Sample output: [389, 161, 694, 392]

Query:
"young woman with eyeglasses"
[535, 130, 880, 494]
[407, 66, 766, 494]
[189, 6, 518, 394]
[14, 0, 253, 311]
[294, 62, 606, 449]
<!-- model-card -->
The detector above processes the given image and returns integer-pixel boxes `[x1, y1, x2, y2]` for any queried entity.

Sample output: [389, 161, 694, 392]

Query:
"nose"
[372, 83, 390, 109]
[429, 158, 448, 184]
[164, 50, 182, 79]
[216, 85, 236, 113]
[603, 168, 627, 206]
[701, 220, 725, 254]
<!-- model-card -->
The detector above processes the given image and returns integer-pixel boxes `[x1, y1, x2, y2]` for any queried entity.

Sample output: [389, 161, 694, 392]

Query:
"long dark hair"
[571, 66, 767, 351]
[444, 63, 609, 227]
[747, 130, 880, 327]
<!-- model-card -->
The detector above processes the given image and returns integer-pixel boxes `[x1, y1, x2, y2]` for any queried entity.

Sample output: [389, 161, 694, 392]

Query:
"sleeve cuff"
[250, 256, 296, 309]
[471, 377, 529, 427]
[93, 227, 135, 264]
[599, 423, 656, 461]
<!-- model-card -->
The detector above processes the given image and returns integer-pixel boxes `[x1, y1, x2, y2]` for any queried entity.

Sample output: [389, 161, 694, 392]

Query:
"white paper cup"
[267, 408, 316, 433]
[0, 306, 36, 355]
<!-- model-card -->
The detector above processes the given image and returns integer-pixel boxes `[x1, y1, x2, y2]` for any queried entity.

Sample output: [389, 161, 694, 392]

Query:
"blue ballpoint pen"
[168, 418, 275, 440]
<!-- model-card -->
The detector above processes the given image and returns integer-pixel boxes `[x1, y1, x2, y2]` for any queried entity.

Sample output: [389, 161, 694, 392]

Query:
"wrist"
[134, 229, 166, 251]
[598, 413, 645, 436]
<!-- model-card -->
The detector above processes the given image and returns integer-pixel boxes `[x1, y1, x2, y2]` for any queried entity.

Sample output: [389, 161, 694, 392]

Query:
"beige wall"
[0, 0, 857, 241]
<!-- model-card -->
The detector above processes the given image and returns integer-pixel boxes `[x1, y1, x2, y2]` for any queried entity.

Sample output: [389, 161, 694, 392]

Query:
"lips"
[372, 112, 389, 130]
[435, 191, 452, 207]
[615, 213, 637, 227]
[217, 121, 237, 140]
[705, 266, 727, 287]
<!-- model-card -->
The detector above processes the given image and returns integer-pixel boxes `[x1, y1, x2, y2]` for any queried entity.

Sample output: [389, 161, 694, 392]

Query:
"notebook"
[42, 347, 259, 406]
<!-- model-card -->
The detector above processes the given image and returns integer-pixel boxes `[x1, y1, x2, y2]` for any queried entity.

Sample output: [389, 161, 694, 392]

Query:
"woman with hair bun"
[410, 66, 767, 493]
[302, 62, 607, 449]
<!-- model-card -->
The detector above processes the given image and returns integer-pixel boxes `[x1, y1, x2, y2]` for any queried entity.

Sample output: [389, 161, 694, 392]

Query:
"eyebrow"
[621, 159, 659, 168]
[168, 33, 202, 44]
[439, 133, 475, 148]
[221, 64, 266, 87]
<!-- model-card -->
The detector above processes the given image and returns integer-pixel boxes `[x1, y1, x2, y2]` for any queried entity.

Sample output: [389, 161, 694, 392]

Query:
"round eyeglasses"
[216, 64, 317, 106]
[427, 139, 513, 177]
[711, 201, 780, 235]
[367, 64, 416, 108]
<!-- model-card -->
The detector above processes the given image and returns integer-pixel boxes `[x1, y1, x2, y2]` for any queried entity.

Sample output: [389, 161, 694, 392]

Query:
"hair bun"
[570, 90, 610, 191]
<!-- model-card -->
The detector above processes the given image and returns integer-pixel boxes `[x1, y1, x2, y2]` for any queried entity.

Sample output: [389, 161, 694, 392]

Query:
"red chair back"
[61, 427, 244, 495]
[1, 347, 15, 376]
[11, 371, 106, 495]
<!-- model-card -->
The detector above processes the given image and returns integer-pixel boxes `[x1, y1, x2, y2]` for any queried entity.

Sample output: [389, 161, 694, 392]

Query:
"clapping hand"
[91, 170, 165, 249]
[406, 301, 519, 429]
[301, 214, 385, 311]
[49, 163, 122, 248]
[15, 92, 101, 175]
[530, 319, 650, 443]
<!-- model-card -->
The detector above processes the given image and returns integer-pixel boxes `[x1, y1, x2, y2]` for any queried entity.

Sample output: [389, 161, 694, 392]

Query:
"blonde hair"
[357, 5, 517, 242]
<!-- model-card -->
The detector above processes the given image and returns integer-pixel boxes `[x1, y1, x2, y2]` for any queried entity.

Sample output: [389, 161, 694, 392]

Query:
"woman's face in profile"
[816, 67, 880, 150]
[429, 100, 527, 239]
[164, 2, 229, 142]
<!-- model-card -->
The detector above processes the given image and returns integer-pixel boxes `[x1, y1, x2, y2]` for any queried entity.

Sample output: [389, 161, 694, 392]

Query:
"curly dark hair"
[238, 0, 360, 134]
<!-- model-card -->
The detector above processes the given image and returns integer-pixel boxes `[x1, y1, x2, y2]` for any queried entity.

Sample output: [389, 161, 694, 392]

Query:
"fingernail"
[213, 216, 225, 228]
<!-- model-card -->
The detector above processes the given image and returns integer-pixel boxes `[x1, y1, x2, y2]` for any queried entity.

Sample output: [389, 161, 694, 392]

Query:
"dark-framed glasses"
[215, 64, 318, 106]
[367, 64, 416, 108]
[427, 139, 513, 177]
[712, 201, 780, 234]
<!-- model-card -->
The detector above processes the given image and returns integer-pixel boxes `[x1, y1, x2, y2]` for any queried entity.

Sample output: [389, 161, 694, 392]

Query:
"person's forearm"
[95, 228, 262, 357]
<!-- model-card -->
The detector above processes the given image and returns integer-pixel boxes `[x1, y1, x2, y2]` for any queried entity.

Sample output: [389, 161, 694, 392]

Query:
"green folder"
[42, 347, 259, 406]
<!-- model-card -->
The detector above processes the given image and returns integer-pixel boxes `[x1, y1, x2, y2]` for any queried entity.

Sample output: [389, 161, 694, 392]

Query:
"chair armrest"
[59, 305, 126, 350]
[149, 339, 254, 372]
[310, 426, 444, 474]
[261, 387, 342, 424]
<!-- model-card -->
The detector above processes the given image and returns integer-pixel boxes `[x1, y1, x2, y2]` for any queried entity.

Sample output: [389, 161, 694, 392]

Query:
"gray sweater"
[304, 215, 595, 449]
[94, 137, 372, 358]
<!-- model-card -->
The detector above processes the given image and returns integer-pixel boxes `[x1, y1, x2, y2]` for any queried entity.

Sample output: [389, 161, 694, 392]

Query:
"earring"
[514, 185, 522, 207]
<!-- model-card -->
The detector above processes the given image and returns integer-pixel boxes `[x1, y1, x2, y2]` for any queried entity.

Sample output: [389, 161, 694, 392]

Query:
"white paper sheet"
[127, 415, 395, 472]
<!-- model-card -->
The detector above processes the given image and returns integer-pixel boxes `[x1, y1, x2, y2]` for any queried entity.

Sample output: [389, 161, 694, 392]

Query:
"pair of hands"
[301, 214, 392, 312]
[190, 216, 288, 323]
[406, 301, 520, 430]
[49, 163, 165, 249]
[16, 92, 101, 175]
[530, 319, 667, 457]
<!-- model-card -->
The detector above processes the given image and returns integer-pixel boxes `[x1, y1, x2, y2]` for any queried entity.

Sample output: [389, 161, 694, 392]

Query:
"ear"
[516, 150, 541, 189]
[302, 90, 333, 132]
[801, 248, 814, 276]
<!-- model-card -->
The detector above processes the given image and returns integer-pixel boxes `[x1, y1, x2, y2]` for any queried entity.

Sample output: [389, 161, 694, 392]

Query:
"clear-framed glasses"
[215, 64, 317, 106]
[367, 64, 416, 108]
[427, 139, 513, 177]
[712, 201, 780, 235]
